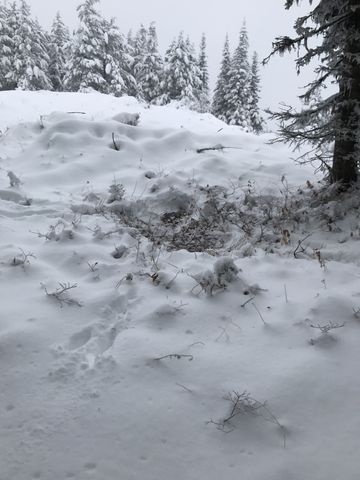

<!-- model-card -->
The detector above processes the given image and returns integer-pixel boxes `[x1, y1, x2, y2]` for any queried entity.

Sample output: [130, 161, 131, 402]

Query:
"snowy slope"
[1, 91, 360, 480]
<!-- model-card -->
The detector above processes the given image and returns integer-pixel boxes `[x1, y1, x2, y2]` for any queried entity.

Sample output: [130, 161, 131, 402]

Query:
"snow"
[1, 90, 360, 480]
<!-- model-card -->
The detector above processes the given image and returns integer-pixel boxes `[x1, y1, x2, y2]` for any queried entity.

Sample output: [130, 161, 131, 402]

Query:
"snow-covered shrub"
[191, 258, 241, 296]
[155, 187, 193, 213]
[214, 257, 239, 286]
[239, 242, 256, 257]
[11, 249, 35, 267]
[32, 220, 75, 242]
[193, 269, 217, 296]
[107, 179, 125, 203]
[83, 191, 101, 203]
[111, 245, 127, 259]
[7, 171, 21, 187]
[112, 112, 140, 126]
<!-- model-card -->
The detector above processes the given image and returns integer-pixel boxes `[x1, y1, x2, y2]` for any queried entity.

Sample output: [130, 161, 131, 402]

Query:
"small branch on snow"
[154, 353, 194, 362]
[196, 145, 243, 154]
[112, 132, 120, 151]
[42, 282, 82, 308]
[209, 390, 286, 448]
[293, 233, 312, 258]
[11, 248, 36, 267]
[87, 261, 99, 272]
[310, 322, 344, 334]
[252, 302, 267, 325]
[241, 296, 255, 308]
[284, 284, 288, 304]
[176, 383, 193, 393]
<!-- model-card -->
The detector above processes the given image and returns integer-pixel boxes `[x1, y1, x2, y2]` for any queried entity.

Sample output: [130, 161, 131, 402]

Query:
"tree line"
[0, 0, 263, 132]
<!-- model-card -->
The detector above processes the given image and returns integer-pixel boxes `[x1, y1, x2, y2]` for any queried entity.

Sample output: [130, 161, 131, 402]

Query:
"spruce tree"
[5, 2, 20, 89]
[197, 33, 210, 112]
[123, 29, 140, 97]
[227, 23, 251, 129]
[0, 2, 15, 90]
[132, 24, 148, 98]
[11, 0, 52, 91]
[212, 34, 231, 122]
[102, 17, 129, 97]
[161, 33, 202, 107]
[65, 0, 129, 96]
[64, 0, 107, 92]
[248, 52, 264, 134]
[48, 12, 70, 91]
[265, 0, 360, 185]
[139, 22, 163, 103]
[29, 18, 53, 90]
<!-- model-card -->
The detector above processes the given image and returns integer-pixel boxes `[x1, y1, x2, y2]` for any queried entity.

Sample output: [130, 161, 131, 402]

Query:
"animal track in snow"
[50, 321, 124, 378]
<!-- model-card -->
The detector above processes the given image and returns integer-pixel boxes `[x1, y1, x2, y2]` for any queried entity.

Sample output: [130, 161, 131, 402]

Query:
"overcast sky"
[25, 0, 313, 111]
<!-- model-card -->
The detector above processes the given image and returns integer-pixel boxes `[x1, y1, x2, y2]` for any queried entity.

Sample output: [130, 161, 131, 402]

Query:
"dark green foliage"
[265, 0, 360, 185]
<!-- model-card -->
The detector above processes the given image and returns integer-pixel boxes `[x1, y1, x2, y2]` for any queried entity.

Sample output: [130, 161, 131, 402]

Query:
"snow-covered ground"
[1, 91, 360, 480]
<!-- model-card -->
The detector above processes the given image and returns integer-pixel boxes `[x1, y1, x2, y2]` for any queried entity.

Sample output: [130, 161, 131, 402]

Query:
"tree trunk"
[332, 1, 360, 185]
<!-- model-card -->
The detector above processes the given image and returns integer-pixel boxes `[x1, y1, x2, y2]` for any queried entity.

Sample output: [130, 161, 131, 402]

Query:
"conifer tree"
[161, 32, 202, 107]
[102, 17, 129, 96]
[227, 23, 251, 129]
[212, 34, 231, 122]
[197, 33, 210, 112]
[64, 0, 128, 96]
[48, 12, 70, 91]
[0, 2, 15, 90]
[29, 18, 53, 90]
[64, 0, 107, 92]
[138, 22, 163, 103]
[4, 2, 20, 89]
[10, 0, 52, 91]
[265, 0, 360, 185]
[123, 29, 140, 97]
[248, 52, 264, 133]
[132, 24, 148, 98]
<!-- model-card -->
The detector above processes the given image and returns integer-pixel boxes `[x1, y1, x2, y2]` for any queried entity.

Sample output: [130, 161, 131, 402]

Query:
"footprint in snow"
[50, 321, 123, 378]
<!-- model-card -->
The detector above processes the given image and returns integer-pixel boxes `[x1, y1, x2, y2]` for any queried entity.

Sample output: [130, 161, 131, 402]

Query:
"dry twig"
[43, 282, 82, 307]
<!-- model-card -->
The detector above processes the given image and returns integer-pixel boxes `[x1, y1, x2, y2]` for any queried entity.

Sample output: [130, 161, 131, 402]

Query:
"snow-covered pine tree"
[4, 2, 21, 89]
[139, 22, 163, 103]
[122, 29, 140, 97]
[212, 34, 232, 122]
[248, 52, 264, 134]
[161, 32, 202, 107]
[18, 1, 51, 90]
[227, 23, 251, 129]
[0, 2, 15, 90]
[64, 0, 128, 96]
[7, 0, 51, 91]
[264, 0, 360, 185]
[197, 33, 210, 112]
[132, 24, 148, 98]
[102, 17, 129, 97]
[127, 29, 134, 49]
[28, 18, 53, 90]
[64, 0, 107, 92]
[185, 34, 203, 101]
[158, 37, 175, 103]
[48, 12, 70, 91]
